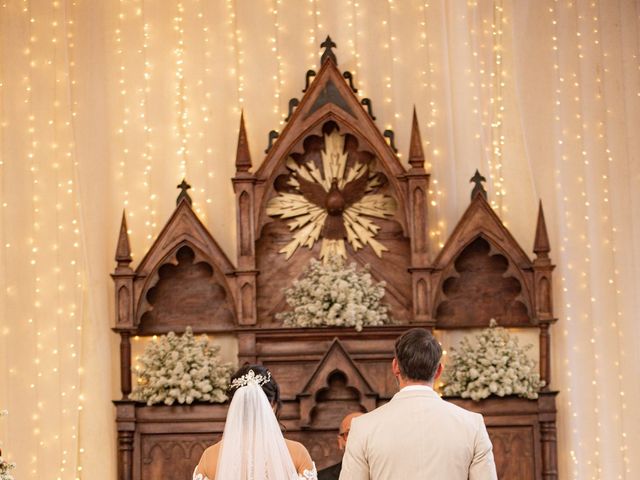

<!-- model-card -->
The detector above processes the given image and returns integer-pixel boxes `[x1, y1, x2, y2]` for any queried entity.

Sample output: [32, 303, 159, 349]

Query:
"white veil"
[215, 372, 299, 480]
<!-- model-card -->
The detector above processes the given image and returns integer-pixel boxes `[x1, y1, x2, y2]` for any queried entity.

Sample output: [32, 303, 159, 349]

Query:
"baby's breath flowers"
[131, 327, 233, 406]
[442, 319, 545, 401]
[0, 410, 15, 480]
[277, 256, 391, 332]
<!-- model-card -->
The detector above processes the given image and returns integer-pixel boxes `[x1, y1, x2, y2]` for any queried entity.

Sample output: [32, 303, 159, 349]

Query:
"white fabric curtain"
[0, 1, 638, 478]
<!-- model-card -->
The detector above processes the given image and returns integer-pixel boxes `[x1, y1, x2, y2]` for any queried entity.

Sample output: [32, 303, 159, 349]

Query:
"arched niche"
[137, 244, 236, 333]
[434, 236, 532, 328]
[309, 370, 367, 429]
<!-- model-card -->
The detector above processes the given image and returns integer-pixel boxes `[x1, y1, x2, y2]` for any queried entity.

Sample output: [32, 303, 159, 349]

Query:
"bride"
[193, 365, 318, 480]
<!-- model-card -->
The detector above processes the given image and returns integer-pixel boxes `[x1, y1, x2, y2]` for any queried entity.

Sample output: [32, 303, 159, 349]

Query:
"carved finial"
[470, 170, 487, 200]
[534, 200, 551, 257]
[177, 179, 192, 206]
[320, 35, 337, 65]
[115, 210, 132, 267]
[235, 112, 252, 172]
[409, 107, 425, 169]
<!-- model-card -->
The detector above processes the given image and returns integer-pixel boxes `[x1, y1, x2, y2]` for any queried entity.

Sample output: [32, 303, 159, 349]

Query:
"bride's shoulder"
[284, 438, 307, 449]
[284, 438, 311, 458]
[284, 438, 314, 472]
[194, 442, 222, 480]
[201, 441, 222, 458]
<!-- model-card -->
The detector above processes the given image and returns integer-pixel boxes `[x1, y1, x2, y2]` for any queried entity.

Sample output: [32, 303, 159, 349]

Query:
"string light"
[174, 0, 189, 181]
[136, 2, 155, 243]
[353, 1, 364, 91]
[271, 0, 284, 123]
[419, 1, 444, 249]
[307, 0, 317, 66]
[229, 0, 245, 106]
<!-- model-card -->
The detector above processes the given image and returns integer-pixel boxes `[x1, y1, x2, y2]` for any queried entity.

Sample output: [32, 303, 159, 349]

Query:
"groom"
[339, 328, 498, 479]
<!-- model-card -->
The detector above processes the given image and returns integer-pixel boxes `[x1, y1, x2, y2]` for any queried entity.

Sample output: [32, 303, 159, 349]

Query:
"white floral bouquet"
[441, 319, 545, 401]
[276, 256, 391, 332]
[0, 410, 15, 480]
[131, 327, 233, 406]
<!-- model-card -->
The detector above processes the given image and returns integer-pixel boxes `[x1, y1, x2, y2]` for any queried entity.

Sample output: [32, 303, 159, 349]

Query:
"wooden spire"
[176, 179, 192, 206]
[470, 170, 487, 200]
[115, 210, 132, 267]
[235, 112, 252, 173]
[534, 200, 551, 257]
[408, 107, 425, 169]
[320, 35, 337, 65]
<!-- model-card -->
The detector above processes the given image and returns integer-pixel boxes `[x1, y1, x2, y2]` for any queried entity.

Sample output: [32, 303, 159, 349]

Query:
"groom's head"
[393, 328, 443, 386]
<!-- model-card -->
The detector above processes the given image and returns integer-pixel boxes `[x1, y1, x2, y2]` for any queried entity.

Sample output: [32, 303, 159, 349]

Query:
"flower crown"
[229, 369, 272, 390]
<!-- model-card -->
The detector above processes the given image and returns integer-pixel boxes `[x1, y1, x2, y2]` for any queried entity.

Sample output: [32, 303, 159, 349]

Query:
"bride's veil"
[215, 371, 299, 480]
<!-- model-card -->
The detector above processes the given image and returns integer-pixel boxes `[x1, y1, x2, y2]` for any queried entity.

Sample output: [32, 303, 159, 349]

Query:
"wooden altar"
[112, 38, 558, 479]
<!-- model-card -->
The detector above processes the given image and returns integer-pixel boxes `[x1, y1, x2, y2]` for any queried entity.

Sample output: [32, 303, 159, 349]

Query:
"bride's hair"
[228, 364, 282, 416]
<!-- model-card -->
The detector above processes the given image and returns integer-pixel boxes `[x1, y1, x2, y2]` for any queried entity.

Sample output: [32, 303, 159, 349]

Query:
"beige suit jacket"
[339, 387, 497, 480]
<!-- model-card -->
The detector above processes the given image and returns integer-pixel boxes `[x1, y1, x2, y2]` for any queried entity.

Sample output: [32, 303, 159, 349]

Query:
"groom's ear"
[433, 363, 444, 381]
[392, 357, 401, 378]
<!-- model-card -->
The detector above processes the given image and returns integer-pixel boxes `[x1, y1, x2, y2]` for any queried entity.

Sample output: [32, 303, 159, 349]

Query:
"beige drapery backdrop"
[1, 0, 638, 478]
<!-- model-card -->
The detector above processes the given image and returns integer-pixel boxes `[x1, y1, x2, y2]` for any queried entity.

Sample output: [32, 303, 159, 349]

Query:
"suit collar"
[392, 387, 442, 401]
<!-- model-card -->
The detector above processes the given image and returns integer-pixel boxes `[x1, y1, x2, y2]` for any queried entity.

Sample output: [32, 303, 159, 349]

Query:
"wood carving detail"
[412, 187, 426, 253]
[118, 286, 130, 325]
[310, 370, 366, 428]
[141, 435, 215, 479]
[240, 282, 253, 323]
[538, 277, 551, 315]
[488, 426, 536, 480]
[239, 191, 252, 256]
[436, 237, 529, 327]
[299, 339, 376, 427]
[266, 122, 396, 260]
[139, 245, 235, 332]
[416, 278, 427, 316]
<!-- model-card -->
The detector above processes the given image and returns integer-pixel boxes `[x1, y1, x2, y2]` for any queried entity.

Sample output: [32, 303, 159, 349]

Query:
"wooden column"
[111, 211, 136, 398]
[118, 431, 134, 480]
[115, 401, 136, 480]
[233, 112, 259, 325]
[540, 421, 558, 480]
[532, 201, 556, 388]
[405, 109, 432, 324]
[119, 332, 132, 398]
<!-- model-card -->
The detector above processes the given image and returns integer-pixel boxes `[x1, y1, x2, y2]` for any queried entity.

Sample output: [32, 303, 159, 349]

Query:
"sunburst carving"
[266, 129, 396, 260]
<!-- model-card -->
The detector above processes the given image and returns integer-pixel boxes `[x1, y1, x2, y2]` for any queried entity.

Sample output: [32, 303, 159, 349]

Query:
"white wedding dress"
[192, 376, 317, 480]
[193, 466, 317, 480]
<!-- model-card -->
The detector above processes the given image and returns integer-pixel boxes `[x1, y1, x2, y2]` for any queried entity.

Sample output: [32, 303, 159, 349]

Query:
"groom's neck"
[398, 378, 433, 390]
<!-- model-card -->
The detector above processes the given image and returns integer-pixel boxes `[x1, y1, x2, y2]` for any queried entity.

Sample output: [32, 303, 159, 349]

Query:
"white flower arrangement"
[0, 410, 15, 480]
[131, 327, 233, 406]
[441, 319, 545, 401]
[276, 256, 391, 332]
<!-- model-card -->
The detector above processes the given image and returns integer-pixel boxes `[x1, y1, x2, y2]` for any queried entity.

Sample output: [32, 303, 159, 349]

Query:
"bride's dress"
[192, 442, 318, 480]
[192, 372, 318, 480]
[193, 464, 317, 480]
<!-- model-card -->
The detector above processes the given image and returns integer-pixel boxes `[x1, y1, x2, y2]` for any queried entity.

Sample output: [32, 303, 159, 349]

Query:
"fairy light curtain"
[0, 0, 638, 479]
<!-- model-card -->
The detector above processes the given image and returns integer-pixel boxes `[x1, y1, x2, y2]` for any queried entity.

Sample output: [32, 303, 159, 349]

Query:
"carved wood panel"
[138, 245, 235, 333]
[435, 237, 529, 327]
[488, 426, 537, 480]
[140, 434, 217, 480]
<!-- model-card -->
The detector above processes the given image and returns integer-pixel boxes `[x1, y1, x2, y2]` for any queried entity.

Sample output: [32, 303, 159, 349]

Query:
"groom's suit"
[339, 386, 497, 480]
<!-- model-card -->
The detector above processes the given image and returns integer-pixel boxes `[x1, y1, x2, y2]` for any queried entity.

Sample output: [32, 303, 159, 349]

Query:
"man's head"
[392, 328, 443, 388]
[337, 412, 363, 450]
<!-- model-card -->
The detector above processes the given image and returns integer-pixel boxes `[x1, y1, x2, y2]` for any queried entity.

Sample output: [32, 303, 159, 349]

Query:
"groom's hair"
[228, 364, 282, 415]
[394, 328, 442, 382]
